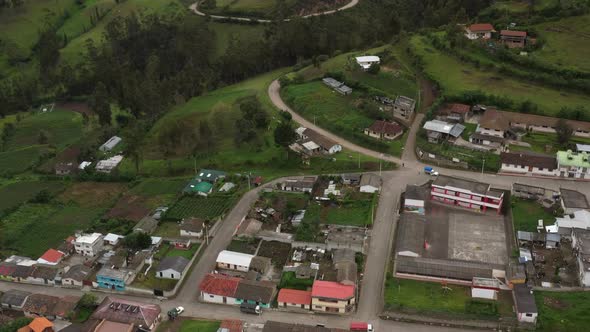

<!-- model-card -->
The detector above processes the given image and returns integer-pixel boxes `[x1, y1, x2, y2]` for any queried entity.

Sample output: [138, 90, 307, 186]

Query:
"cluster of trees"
[0, 0, 23, 10]
[235, 96, 269, 146]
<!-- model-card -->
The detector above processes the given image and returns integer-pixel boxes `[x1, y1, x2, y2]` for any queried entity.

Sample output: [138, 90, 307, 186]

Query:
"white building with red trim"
[430, 175, 503, 214]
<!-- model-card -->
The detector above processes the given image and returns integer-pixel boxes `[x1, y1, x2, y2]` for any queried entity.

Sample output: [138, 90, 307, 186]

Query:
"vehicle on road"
[167, 306, 184, 320]
[423, 166, 439, 176]
[240, 303, 261, 315]
[350, 321, 374, 332]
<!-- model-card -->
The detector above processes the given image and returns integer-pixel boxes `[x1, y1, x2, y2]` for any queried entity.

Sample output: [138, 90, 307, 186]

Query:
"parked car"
[423, 166, 439, 176]
[167, 306, 184, 320]
[350, 321, 374, 332]
[240, 303, 261, 315]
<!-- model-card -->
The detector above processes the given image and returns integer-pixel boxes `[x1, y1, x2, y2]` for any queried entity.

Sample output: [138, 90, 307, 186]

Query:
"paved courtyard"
[448, 211, 507, 265]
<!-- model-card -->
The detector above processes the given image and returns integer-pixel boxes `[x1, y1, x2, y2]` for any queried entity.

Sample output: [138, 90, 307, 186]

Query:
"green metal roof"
[183, 180, 213, 193]
[557, 150, 590, 168]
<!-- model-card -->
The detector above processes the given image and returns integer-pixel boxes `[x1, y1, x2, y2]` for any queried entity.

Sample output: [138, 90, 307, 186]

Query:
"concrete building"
[234, 279, 276, 309]
[91, 297, 161, 331]
[560, 189, 590, 214]
[513, 284, 538, 324]
[359, 173, 381, 193]
[216, 250, 254, 272]
[73, 233, 104, 257]
[423, 120, 465, 143]
[311, 280, 355, 314]
[96, 267, 128, 291]
[62, 264, 91, 287]
[500, 152, 558, 177]
[393, 96, 416, 120]
[180, 218, 204, 238]
[571, 229, 590, 287]
[471, 277, 500, 300]
[1, 290, 31, 310]
[555, 210, 590, 235]
[431, 175, 504, 213]
[557, 150, 590, 179]
[355, 56, 380, 70]
[501, 30, 527, 48]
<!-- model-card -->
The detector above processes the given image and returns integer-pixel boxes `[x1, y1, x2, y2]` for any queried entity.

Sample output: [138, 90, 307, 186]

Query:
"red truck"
[350, 322, 374, 332]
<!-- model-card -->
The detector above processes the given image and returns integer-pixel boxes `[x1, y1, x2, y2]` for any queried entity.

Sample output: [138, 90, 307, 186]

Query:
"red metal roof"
[350, 321, 369, 329]
[38, 249, 64, 263]
[311, 280, 355, 300]
[277, 288, 312, 305]
[199, 273, 241, 297]
[449, 103, 471, 114]
[468, 23, 494, 32]
[501, 30, 527, 37]
[220, 319, 244, 332]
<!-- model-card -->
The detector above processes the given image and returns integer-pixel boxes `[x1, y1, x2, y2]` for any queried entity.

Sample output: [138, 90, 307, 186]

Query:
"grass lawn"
[514, 132, 590, 154]
[134, 244, 199, 291]
[130, 178, 186, 197]
[533, 14, 590, 73]
[165, 244, 200, 260]
[153, 221, 181, 238]
[416, 134, 500, 172]
[384, 278, 512, 319]
[4, 109, 84, 151]
[461, 123, 478, 141]
[0, 180, 67, 216]
[511, 197, 555, 232]
[410, 35, 590, 116]
[322, 198, 375, 226]
[279, 271, 314, 290]
[535, 291, 590, 332]
[179, 320, 221, 332]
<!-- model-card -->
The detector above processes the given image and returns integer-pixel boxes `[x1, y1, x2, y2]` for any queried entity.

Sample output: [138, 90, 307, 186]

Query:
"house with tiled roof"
[30, 266, 59, 285]
[277, 288, 312, 311]
[91, 297, 161, 330]
[235, 279, 277, 309]
[364, 120, 403, 140]
[219, 319, 244, 332]
[501, 30, 527, 48]
[438, 103, 471, 122]
[37, 249, 64, 266]
[500, 152, 558, 177]
[22, 294, 60, 319]
[199, 273, 241, 305]
[0, 262, 17, 281]
[464, 23, 494, 40]
[17, 316, 54, 332]
[311, 280, 355, 314]
[62, 264, 92, 287]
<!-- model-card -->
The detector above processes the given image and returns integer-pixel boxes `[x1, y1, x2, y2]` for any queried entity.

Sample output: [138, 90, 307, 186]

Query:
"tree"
[199, 120, 213, 156]
[274, 120, 297, 159]
[38, 27, 61, 75]
[122, 232, 152, 251]
[367, 63, 380, 74]
[519, 100, 538, 114]
[30, 189, 52, 203]
[38, 130, 49, 144]
[555, 119, 573, 146]
[123, 122, 144, 174]
[0, 317, 32, 332]
[78, 293, 98, 308]
[89, 82, 111, 126]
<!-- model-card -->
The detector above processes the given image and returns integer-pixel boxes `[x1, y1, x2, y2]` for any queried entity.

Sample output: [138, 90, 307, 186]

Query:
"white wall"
[477, 127, 504, 137]
[180, 230, 202, 238]
[279, 301, 311, 310]
[157, 268, 182, 280]
[217, 262, 249, 272]
[360, 185, 379, 193]
[517, 312, 538, 324]
[471, 288, 497, 300]
[62, 278, 83, 287]
[201, 292, 237, 305]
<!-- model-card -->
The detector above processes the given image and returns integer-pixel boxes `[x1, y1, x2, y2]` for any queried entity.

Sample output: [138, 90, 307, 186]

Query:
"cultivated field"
[535, 291, 590, 331]
[0, 181, 67, 216]
[165, 195, 237, 221]
[410, 35, 590, 115]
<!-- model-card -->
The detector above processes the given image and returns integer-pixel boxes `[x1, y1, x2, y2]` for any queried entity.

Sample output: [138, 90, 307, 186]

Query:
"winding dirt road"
[189, 0, 359, 23]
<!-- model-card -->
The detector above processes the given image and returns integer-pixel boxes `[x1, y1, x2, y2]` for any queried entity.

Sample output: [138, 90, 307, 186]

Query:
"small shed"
[295, 264, 312, 279]
[546, 233, 561, 249]
[471, 277, 500, 300]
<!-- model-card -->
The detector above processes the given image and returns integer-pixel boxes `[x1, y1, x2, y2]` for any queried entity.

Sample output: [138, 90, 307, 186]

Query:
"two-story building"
[501, 30, 527, 48]
[73, 233, 104, 257]
[557, 150, 590, 179]
[96, 267, 128, 291]
[393, 96, 416, 120]
[431, 175, 504, 214]
[311, 280, 355, 314]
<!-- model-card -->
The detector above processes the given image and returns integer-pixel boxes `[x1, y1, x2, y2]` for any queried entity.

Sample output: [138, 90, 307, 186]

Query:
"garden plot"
[165, 194, 236, 221]
[248, 192, 309, 232]
[227, 239, 259, 255]
[257, 241, 292, 268]
[305, 198, 375, 227]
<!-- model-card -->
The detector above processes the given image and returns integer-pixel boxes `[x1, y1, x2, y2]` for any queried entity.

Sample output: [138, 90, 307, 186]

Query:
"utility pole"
[358, 152, 361, 169]
[247, 172, 251, 191]
[481, 158, 486, 176]
[379, 153, 384, 176]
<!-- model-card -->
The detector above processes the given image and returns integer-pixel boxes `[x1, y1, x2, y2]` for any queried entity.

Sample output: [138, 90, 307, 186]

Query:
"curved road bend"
[189, 0, 359, 23]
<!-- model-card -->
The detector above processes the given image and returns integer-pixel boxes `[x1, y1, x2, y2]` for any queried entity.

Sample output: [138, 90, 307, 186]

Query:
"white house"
[499, 152, 558, 177]
[156, 256, 190, 280]
[296, 127, 342, 155]
[216, 250, 253, 272]
[62, 264, 91, 288]
[355, 56, 380, 70]
[199, 273, 240, 305]
[104, 233, 123, 246]
[359, 174, 381, 193]
[513, 284, 538, 324]
[179, 218, 204, 238]
[464, 23, 494, 40]
[572, 229, 590, 287]
[73, 233, 104, 257]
